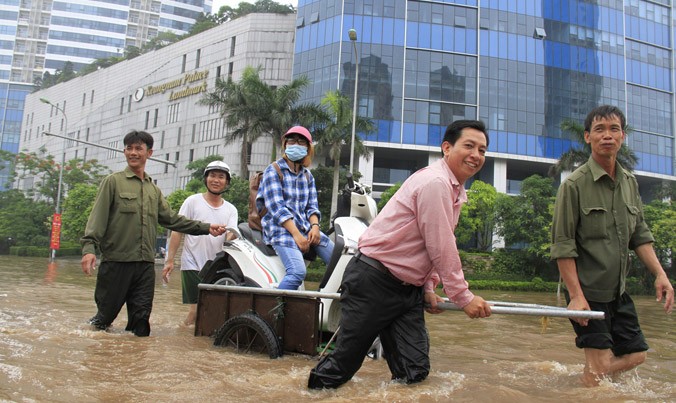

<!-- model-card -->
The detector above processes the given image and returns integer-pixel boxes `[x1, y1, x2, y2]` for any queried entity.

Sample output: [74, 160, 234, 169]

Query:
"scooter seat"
[237, 223, 318, 262]
[238, 223, 277, 256]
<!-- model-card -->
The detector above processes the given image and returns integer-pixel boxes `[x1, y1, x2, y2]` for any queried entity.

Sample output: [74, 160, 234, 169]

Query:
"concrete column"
[493, 158, 508, 193]
[357, 148, 375, 187]
[492, 159, 508, 249]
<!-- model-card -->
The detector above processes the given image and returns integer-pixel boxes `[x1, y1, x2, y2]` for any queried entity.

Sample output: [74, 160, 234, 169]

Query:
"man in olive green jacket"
[81, 130, 225, 336]
[551, 105, 673, 386]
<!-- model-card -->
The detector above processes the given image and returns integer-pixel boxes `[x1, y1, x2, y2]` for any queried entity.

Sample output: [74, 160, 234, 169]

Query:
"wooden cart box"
[195, 284, 323, 356]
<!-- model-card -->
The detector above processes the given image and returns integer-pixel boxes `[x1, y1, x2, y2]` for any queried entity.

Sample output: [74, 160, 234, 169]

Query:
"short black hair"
[442, 120, 489, 147]
[123, 130, 154, 149]
[584, 105, 626, 132]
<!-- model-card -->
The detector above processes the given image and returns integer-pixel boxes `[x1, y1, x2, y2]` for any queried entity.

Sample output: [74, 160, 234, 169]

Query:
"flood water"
[0, 256, 673, 402]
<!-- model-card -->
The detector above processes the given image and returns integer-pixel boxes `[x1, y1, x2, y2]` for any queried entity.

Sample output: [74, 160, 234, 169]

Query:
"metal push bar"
[199, 285, 605, 320]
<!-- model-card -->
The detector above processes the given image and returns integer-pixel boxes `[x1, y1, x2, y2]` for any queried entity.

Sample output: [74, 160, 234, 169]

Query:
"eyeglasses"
[285, 137, 309, 146]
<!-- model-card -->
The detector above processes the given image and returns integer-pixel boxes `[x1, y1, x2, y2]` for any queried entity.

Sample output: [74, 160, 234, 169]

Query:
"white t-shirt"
[178, 193, 238, 271]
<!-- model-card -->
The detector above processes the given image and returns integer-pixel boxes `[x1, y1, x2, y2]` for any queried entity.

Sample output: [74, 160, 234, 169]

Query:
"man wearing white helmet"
[162, 160, 238, 326]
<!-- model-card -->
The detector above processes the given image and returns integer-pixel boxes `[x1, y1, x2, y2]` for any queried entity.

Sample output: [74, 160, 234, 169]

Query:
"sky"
[211, 0, 298, 12]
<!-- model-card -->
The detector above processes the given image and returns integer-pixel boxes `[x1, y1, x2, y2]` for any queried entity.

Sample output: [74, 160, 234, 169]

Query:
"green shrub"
[625, 276, 647, 295]
[461, 252, 492, 275]
[467, 278, 559, 292]
[306, 259, 327, 283]
[9, 245, 81, 257]
[10, 246, 49, 257]
[458, 250, 468, 264]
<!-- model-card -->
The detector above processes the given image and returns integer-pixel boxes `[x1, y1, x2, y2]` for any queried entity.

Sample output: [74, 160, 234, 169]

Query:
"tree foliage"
[61, 183, 98, 243]
[456, 180, 498, 251]
[200, 67, 272, 178]
[213, 0, 295, 23]
[5, 147, 109, 207]
[166, 189, 194, 212]
[643, 200, 676, 275]
[315, 90, 375, 217]
[653, 181, 676, 201]
[495, 175, 556, 262]
[185, 13, 219, 36]
[0, 190, 52, 246]
[267, 75, 325, 159]
[33, 62, 77, 90]
[377, 182, 401, 211]
[200, 66, 322, 178]
[224, 176, 251, 225]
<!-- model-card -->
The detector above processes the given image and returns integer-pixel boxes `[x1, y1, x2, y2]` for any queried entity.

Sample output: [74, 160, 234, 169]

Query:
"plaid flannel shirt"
[256, 159, 321, 247]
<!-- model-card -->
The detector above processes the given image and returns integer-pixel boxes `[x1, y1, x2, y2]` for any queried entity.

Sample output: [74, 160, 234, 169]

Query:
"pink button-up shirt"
[359, 158, 474, 307]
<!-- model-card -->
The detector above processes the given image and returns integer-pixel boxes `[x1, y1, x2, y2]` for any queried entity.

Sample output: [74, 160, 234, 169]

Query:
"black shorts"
[567, 292, 649, 356]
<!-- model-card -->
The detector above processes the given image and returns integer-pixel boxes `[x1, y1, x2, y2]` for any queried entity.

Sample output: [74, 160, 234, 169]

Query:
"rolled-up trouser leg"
[308, 258, 420, 389]
[92, 261, 133, 329]
[124, 262, 155, 337]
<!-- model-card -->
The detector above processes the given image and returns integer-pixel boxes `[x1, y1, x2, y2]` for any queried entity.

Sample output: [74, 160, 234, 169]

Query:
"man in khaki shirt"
[81, 130, 225, 336]
[551, 105, 673, 386]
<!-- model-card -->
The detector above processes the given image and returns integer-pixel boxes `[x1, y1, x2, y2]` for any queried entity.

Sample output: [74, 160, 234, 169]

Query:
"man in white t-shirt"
[162, 160, 238, 325]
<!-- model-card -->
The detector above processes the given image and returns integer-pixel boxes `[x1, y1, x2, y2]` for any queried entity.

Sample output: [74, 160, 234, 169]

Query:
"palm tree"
[315, 90, 375, 217]
[549, 118, 638, 177]
[267, 75, 326, 161]
[202, 66, 327, 177]
[200, 66, 270, 178]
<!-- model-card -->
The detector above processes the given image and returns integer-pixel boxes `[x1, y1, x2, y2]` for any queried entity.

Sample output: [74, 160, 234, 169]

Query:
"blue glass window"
[403, 123, 415, 144]
[415, 123, 428, 145]
[407, 21, 418, 47]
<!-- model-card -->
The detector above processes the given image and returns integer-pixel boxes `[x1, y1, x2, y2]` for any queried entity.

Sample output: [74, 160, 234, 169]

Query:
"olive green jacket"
[81, 167, 210, 262]
[551, 158, 654, 302]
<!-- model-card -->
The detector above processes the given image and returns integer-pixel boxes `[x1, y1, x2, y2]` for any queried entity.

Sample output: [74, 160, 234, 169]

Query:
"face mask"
[285, 145, 308, 162]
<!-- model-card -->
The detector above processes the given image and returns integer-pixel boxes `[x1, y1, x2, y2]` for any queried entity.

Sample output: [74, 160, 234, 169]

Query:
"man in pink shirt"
[308, 120, 492, 389]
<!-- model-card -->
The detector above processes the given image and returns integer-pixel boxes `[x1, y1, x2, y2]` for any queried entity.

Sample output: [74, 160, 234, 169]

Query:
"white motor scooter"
[199, 174, 377, 334]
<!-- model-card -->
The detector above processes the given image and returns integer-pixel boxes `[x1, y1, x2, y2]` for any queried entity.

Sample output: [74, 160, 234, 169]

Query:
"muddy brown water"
[0, 256, 674, 402]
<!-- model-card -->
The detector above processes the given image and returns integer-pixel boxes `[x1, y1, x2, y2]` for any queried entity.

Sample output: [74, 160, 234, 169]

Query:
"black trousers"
[91, 261, 155, 337]
[308, 256, 430, 388]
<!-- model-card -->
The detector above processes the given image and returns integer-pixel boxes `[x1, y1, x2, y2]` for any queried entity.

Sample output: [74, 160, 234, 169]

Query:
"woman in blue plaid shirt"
[256, 126, 335, 290]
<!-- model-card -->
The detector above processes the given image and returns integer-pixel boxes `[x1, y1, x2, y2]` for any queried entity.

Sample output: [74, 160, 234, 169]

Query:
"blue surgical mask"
[285, 145, 308, 162]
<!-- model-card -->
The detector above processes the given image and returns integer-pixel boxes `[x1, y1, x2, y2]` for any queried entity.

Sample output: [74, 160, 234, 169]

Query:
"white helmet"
[204, 160, 231, 180]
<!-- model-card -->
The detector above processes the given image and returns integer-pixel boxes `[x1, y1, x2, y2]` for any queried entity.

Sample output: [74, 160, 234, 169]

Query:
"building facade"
[1, 0, 214, 189]
[293, 0, 676, 198]
[16, 1, 676, 201]
[20, 13, 296, 195]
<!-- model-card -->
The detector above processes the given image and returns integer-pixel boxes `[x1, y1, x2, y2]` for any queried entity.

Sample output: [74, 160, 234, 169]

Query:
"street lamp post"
[348, 28, 359, 175]
[40, 98, 67, 262]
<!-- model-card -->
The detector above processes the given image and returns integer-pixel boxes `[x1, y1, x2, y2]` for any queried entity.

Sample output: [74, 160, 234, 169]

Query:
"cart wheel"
[213, 313, 282, 358]
[213, 268, 261, 287]
[214, 276, 238, 286]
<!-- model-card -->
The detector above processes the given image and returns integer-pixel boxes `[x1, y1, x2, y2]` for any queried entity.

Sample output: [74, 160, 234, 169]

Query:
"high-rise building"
[0, 0, 214, 189]
[15, 1, 676, 200]
[20, 13, 296, 195]
[293, 0, 675, 198]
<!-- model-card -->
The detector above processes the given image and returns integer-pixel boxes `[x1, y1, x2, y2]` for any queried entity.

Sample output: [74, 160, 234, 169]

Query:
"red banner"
[50, 213, 61, 250]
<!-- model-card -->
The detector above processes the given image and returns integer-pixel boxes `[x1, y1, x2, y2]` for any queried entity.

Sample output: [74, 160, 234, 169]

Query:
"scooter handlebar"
[346, 172, 355, 190]
[224, 226, 241, 240]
